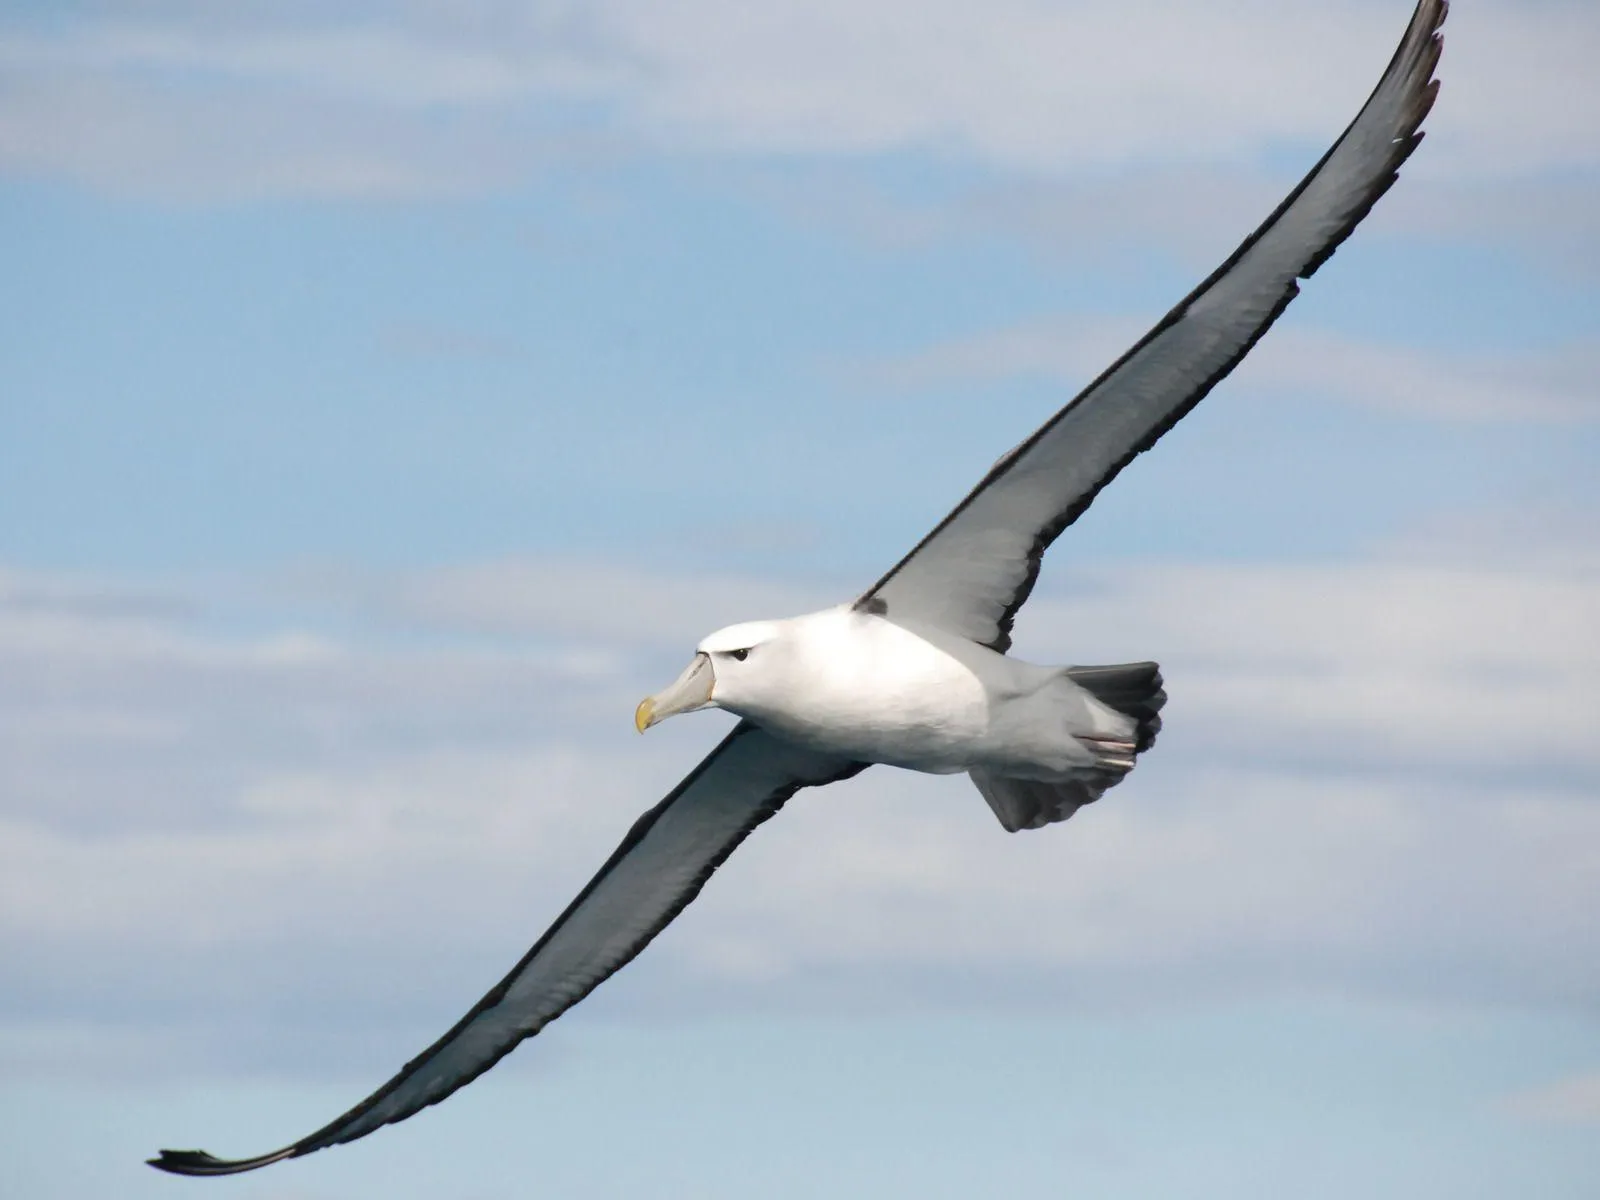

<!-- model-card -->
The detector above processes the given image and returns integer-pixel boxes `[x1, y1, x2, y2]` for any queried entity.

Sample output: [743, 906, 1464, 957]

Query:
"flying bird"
[152, 0, 1445, 1176]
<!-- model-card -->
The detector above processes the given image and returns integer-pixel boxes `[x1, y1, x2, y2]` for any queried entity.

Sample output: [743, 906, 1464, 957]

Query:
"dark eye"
[727, 648, 749, 662]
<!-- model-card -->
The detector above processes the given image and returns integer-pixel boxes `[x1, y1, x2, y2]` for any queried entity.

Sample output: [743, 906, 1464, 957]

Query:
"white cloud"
[348, 556, 840, 645]
[600, 0, 1596, 179]
[1019, 557, 1600, 776]
[1, 0, 1595, 201]
[1505, 1071, 1600, 1126]
[599, 0, 1390, 166]
[1243, 331, 1600, 424]
[0, 67, 550, 202]
[1, 547, 1596, 1080]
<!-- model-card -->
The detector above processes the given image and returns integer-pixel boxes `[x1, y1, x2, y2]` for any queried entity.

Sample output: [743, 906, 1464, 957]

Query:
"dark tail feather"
[1066, 661, 1166, 753]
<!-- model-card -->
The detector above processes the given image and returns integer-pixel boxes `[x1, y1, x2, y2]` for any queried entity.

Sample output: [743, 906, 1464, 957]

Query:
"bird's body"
[150, 0, 1448, 1177]
[690, 606, 1139, 779]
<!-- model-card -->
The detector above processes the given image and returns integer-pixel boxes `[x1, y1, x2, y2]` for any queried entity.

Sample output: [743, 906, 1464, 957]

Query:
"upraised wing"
[150, 725, 863, 1176]
[859, 0, 1446, 651]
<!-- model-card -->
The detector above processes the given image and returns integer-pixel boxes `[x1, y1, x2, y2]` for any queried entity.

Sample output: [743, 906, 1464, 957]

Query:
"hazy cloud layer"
[1506, 1071, 1600, 1126]
[3, 546, 1595, 1079]
[2, 0, 1595, 209]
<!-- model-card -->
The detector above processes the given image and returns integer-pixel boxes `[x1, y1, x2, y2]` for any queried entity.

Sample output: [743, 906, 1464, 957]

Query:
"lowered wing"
[859, 0, 1446, 651]
[150, 724, 863, 1176]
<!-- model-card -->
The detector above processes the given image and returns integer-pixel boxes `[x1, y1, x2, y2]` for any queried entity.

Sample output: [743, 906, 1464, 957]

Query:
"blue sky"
[2, 1, 1598, 1197]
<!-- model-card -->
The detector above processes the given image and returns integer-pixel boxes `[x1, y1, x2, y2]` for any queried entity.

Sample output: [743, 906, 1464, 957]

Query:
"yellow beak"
[635, 652, 715, 733]
[634, 697, 656, 734]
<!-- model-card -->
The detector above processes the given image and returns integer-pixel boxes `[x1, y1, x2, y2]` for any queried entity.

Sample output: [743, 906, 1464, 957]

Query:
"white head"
[634, 619, 788, 732]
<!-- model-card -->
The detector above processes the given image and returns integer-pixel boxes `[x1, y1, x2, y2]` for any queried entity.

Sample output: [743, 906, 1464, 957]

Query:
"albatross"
[152, 0, 1446, 1176]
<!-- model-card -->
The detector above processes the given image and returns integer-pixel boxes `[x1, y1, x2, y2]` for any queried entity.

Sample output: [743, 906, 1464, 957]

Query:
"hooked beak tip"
[634, 697, 655, 734]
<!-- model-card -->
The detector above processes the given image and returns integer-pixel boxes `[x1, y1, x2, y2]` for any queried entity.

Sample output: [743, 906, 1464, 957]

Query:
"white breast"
[728, 607, 990, 771]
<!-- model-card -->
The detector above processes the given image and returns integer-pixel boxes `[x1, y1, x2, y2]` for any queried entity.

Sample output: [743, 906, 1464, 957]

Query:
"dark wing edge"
[858, 0, 1446, 652]
[149, 724, 864, 1177]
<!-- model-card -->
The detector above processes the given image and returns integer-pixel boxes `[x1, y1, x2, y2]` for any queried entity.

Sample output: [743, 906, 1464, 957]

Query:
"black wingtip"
[147, 1147, 297, 1176]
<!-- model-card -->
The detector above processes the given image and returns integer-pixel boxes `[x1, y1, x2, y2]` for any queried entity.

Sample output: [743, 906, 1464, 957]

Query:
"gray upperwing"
[149, 724, 864, 1176]
[860, 0, 1446, 652]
